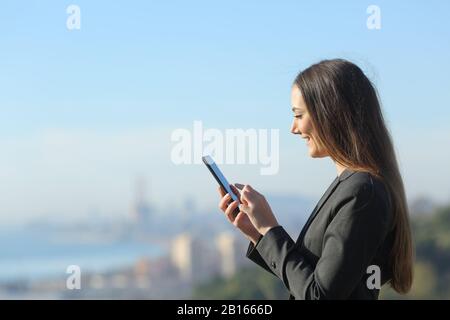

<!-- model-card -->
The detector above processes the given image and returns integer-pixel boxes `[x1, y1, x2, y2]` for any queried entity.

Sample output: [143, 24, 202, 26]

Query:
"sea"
[0, 226, 164, 283]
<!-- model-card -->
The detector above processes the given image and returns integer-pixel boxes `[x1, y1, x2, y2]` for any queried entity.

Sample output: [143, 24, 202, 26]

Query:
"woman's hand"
[218, 183, 280, 242]
[234, 183, 279, 236]
[218, 186, 261, 244]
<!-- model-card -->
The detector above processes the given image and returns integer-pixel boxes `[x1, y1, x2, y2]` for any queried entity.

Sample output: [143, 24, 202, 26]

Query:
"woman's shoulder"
[335, 169, 392, 213]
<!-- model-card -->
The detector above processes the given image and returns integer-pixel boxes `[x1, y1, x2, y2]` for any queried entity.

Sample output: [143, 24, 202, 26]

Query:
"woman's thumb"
[234, 183, 245, 190]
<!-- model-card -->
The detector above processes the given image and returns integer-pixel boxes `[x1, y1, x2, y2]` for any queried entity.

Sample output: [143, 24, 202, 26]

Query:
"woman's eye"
[294, 114, 303, 119]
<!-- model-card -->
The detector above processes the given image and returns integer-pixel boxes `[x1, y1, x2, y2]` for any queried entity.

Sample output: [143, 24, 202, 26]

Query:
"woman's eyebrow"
[291, 106, 303, 112]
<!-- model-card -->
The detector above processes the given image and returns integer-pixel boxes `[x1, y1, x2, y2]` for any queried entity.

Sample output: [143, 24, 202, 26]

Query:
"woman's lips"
[303, 137, 311, 144]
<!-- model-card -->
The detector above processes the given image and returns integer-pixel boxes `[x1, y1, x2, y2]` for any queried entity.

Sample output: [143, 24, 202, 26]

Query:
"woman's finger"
[245, 184, 262, 197]
[240, 187, 254, 204]
[218, 186, 226, 198]
[232, 211, 247, 228]
[218, 193, 231, 212]
[230, 184, 241, 199]
[224, 200, 239, 223]
[234, 183, 245, 190]
[235, 183, 256, 202]
[239, 203, 251, 214]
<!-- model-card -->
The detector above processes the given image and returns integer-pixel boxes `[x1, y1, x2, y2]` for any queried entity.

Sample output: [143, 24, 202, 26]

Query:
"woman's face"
[290, 86, 328, 158]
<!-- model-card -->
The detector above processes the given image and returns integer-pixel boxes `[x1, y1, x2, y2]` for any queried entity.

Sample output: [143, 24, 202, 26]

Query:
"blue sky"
[1, 1, 449, 225]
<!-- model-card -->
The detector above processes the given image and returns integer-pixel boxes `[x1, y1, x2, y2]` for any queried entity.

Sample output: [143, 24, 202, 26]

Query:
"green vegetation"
[192, 266, 288, 300]
[193, 205, 450, 299]
[382, 204, 450, 299]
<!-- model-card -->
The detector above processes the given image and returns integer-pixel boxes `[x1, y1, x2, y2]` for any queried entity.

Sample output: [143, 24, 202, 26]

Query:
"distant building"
[181, 197, 197, 227]
[130, 176, 153, 225]
[215, 232, 247, 278]
[170, 233, 216, 283]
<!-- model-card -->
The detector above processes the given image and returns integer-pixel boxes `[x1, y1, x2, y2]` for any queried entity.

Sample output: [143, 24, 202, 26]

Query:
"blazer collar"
[317, 168, 356, 211]
[314, 168, 356, 214]
[338, 168, 356, 181]
[296, 168, 356, 244]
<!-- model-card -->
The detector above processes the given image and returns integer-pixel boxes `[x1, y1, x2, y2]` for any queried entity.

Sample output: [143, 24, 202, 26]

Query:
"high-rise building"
[130, 176, 153, 225]
[215, 232, 247, 278]
[170, 233, 216, 283]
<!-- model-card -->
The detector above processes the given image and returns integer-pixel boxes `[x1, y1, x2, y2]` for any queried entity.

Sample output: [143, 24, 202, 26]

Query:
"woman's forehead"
[291, 88, 306, 110]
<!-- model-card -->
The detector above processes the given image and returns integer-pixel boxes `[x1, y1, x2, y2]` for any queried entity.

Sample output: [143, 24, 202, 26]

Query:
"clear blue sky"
[1, 1, 449, 225]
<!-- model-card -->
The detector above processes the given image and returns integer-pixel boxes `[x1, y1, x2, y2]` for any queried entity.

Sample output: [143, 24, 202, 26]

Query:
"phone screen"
[202, 155, 240, 206]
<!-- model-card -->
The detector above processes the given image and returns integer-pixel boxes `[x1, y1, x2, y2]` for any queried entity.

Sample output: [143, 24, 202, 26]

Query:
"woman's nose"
[290, 119, 300, 134]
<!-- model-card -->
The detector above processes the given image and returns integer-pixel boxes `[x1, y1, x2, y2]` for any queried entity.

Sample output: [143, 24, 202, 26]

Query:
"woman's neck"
[335, 162, 348, 177]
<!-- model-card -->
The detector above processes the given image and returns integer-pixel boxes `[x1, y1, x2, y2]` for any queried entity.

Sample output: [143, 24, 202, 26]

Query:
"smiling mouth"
[303, 137, 311, 146]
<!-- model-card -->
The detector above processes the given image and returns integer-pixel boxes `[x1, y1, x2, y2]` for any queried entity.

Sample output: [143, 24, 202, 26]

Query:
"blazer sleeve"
[246, 235, 276, 276]
[253, 182, 392, 299]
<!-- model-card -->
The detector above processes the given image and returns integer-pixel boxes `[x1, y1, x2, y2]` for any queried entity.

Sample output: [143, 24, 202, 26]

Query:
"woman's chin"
[308, 147, 316, 157]
[309, 148, 327, 158]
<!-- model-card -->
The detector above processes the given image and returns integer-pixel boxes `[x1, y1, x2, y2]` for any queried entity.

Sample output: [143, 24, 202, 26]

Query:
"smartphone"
[202, 155, 240, 218]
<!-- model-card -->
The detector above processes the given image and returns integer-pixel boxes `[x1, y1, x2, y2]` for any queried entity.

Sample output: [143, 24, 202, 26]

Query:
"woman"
[217, 59, 414, 299]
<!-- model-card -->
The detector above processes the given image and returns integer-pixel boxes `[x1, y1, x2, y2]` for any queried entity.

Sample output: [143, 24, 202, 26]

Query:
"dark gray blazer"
[246, 169, 395, 300]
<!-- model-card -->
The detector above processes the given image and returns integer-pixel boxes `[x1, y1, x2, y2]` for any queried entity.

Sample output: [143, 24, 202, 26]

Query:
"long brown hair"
[294, 59, 413, 294]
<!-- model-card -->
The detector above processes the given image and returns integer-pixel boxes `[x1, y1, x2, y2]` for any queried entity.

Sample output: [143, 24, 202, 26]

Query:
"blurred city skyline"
[1, 0, 450, 226]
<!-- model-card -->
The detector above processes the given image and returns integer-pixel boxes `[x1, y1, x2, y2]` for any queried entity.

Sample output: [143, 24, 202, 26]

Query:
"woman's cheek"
[310, 140, 321, 157]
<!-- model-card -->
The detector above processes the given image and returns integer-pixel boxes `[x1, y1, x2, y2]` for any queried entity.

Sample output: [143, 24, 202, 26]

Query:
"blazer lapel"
[296, 169, 354, 244]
